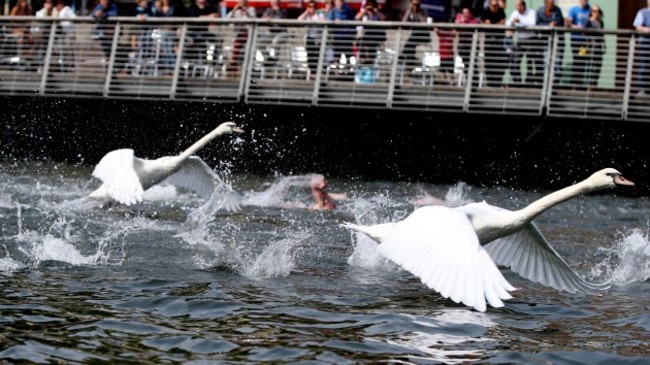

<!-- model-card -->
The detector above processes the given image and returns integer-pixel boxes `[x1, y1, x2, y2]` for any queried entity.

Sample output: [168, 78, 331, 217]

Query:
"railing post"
[311, 25, 329, 106]
[103, 22, 121, 97]
[622, 34, 636, 121]
[170, 23, 187, 100]
[39, 22, 57, 95]
[386, 26, 402, 109]
[463, 28, 479, 112]
[541, 31, 558, 116]
[241, 23, 257, 103]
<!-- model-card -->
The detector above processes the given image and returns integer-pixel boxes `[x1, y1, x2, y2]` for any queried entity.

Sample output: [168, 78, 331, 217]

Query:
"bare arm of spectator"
[634, 11, 650, 33]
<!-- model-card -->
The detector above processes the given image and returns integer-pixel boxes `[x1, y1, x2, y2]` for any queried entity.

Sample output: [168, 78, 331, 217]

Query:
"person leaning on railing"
[8, 0, 33, 65]
[454, 6, 479, 80]
[583, 4, 604, 90]
[565, 0, 592, 88]
[481, 0, 506, 88]
[354, 0, 385, 67]
[399, 0, 429, 71]
[227, 0, 256, 76]
[328, 0, 355, 65]
[186, 0, 219, 65]
[505, 0, 538, 86]
[634, 0, 650, 95]
[92, 0, 118, 59]
[297, 0, 325, 75]
[536, 0, 564, 83]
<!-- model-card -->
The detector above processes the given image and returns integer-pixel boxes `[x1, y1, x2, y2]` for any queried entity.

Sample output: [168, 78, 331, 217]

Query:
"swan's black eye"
[606, 172, 618, 178]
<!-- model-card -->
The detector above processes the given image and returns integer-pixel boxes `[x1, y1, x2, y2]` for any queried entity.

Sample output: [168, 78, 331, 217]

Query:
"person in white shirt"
[505, 0, 540, 85]
[54, 0, 76, 33]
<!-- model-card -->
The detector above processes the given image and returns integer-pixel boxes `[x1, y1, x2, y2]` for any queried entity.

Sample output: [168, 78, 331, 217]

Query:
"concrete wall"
[1, 95, 648, 195]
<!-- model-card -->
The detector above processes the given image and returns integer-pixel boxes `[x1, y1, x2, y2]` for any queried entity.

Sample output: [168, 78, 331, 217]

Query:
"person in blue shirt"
[328, 0, 355, 64]
[565, 0, 591, 87]
[634, 0, 650, 94]
[536, 0, 564, 82]
[92, 0, 119, 58]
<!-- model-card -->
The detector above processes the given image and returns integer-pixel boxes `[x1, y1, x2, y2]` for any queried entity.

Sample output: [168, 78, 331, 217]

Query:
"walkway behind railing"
[1, 17, 649, 122]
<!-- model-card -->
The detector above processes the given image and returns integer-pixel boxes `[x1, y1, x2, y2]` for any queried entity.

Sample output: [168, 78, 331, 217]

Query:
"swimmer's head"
[310, 174, 328, 190]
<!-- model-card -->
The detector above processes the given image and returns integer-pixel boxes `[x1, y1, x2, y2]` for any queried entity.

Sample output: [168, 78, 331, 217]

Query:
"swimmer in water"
[310, 174, 347, 210]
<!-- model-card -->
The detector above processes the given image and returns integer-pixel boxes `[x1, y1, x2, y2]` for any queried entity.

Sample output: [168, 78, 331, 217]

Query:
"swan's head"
[216, 122, 245, 135]
[587, 168, 635, 189]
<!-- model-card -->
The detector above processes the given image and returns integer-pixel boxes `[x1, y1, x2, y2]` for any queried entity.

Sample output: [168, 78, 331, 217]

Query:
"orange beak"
[614, 175, 635, 186]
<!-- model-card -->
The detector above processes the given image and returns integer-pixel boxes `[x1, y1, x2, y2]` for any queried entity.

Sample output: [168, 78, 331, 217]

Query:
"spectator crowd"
[3, 0, 650, 91]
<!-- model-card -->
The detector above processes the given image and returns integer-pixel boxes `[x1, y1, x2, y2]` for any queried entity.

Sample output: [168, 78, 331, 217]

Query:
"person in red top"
[436, 26, 455, 84]
[454, 7, 480, 81]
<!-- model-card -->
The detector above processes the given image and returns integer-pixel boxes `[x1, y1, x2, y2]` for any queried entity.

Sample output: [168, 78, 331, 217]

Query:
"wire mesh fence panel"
[174, 21, 246, 102]
[245, 23, 316, 105]
[105, 21, 176, 98]
[627, 34, 650, 122]
[547, 31, 628, 120]
[0, 17, 647, 121]
[0, 18, 50, 94]
[41, 20, 109, 95]
[316, 22, 392, 107]
[391, 25, 465, 112]
[466, 28, 548, 115]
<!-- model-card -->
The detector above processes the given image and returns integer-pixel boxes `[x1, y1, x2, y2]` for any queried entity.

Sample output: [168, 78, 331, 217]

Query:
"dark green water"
[1, 162, 649, 364]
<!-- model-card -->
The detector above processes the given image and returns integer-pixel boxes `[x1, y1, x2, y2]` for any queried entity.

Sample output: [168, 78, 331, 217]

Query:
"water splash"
[346, 196, 407, 269]
[592, 229, 650, 285]
[411, 181, 475, 207]
[241, 238, 301, 279]
[0, 245, 24, 273]
[0, 193, 13, 208]
[143, 185, 179, 201]
[242, 175, 314, 208]
[7, 208, 126, 268]
[444, 182, 474, 207]
[18, 235, 102, 266]
[191, 233, 308, 280]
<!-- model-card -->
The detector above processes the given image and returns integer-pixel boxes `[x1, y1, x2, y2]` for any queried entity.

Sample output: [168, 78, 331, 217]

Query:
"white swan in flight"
[342, 168, 634, 312]
[87, 122, 244, 208]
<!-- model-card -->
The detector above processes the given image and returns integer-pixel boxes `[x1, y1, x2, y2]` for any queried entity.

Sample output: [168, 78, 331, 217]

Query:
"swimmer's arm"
[328, 192, 348, 201]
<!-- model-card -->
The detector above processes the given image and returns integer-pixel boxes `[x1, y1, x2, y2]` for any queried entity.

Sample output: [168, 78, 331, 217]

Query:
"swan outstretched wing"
[377, 206, 516, 312]
[483, 223, 611, 294]
[162, 156, 242, 212]
[92, 149, 144, 206]
[162, 156, 218, 198]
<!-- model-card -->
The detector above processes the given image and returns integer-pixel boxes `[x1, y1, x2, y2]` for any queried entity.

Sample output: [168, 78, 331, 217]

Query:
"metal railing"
[1, 16, 649, 122]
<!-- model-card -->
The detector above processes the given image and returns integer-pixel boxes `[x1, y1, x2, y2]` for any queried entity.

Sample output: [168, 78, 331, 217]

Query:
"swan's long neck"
[178, 127, 228, 162]
[516, 180, 593, 223]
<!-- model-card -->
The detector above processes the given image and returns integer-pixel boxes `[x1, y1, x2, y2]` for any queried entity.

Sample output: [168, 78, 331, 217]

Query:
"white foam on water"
[240, 238, 301, 279]
[242, 175, 313, 208]
[0, 193, 14, 208]
[0, 256, 24, 273]
[188, 229, 308, 279]
[0, 245, 24, 273]
[19, 235, 99, 266]
[143, 185, 179, 201]
[7, 205, 126, 268]
[444, 181, 474, 207]
[592, 229, 650, 286]
[346, 196, 408, 270]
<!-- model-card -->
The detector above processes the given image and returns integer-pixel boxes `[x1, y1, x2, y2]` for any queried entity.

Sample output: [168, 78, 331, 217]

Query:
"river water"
[0, 162, 649, 364]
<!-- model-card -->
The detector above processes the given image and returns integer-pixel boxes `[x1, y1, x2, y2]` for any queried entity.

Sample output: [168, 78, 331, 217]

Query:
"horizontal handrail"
[0, 17, 648, 122]
[1, 15, 646, 34]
